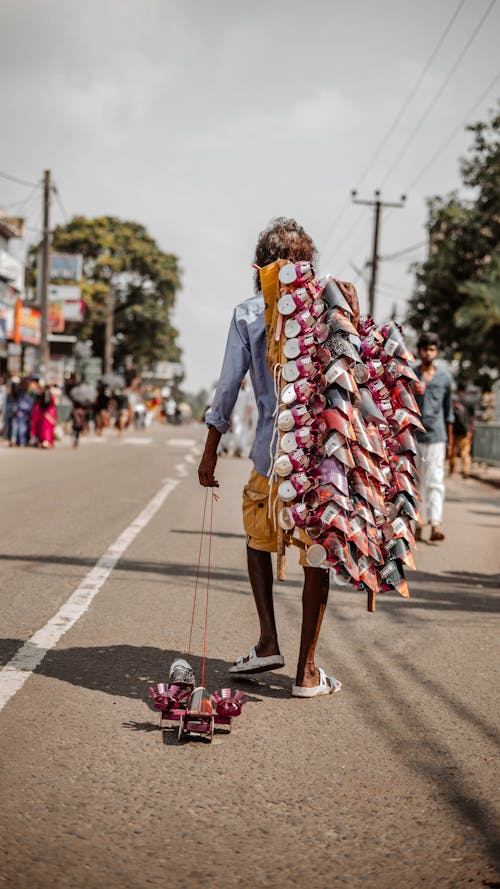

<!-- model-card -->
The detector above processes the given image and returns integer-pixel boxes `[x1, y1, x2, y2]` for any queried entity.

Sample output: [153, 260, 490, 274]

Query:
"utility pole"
[104, 287, 115, 374]
[39, 169, 51, 375]
[351, 189, 406, 317]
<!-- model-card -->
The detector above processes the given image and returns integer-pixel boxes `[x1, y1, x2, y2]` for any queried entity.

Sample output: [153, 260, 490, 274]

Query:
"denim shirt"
[206, 294, 276, 476]
[414, 366, 454, 444]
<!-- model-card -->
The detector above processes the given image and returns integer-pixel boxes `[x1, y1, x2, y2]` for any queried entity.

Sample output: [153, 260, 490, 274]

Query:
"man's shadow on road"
[0, 639, 294, 714]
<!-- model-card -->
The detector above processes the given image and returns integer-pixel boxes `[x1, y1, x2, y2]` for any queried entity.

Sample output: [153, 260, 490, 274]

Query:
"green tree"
[51, 216, 182, 372]
[407, 106, 500, 382]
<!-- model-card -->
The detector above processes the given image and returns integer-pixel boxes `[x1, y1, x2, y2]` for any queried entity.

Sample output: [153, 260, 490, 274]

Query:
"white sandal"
[292, 667, 342, 697]
[229, 645, 285, 674]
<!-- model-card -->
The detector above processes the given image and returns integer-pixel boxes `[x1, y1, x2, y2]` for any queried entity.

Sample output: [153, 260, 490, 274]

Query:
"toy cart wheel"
[178, 717, 185, 741]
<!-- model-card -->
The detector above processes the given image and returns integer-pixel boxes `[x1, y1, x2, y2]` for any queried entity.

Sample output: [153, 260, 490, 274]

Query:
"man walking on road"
[198, 217, 359, 697]
[413, 332, 454, 542]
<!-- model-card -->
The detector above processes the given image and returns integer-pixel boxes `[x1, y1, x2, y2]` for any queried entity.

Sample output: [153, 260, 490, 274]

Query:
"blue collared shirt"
[414, 365, 454, 443]
[206, 294, 276, 476]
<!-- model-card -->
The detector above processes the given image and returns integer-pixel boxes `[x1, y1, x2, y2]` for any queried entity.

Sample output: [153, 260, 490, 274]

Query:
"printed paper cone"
[317, 456, 349, 496]
[358, 387, 388, 426]
[391, 491, 421, 522]
[347, 515, 371, 557]
[358, 556, 380, 593]
[393, 471, 421, 499]
[392, 380, 420, 414]
[323, 385, 354, 418]
[378, 559, 410, 598]
[324, 309, 359, 338]
[389, 454, 418, 479]
[385, 359, 419, 384]
[323, 406, 357, 440]
[392, 407, 426, 434]
[366, 426, 386, 459]
[390, 516, 417, 549]
[352, 496, 376, 526]
[320, 277, 354, 314]
[351, 411, 375, 453]
[382, 321, 415, 361]
[325, 431, 356, 467]
[392, 429, 418, 456]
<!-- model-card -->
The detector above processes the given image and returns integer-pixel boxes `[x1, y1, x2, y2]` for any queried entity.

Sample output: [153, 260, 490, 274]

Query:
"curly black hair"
[253, 217, 318, 292]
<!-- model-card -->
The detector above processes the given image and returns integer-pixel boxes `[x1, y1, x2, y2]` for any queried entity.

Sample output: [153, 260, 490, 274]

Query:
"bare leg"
[247, 546, 280, 657]
[295, 566, 329, 687]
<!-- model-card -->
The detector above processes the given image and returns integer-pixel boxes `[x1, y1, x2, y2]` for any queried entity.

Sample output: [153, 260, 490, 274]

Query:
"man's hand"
[198, 452, 219, 487]
[334, 279, 360, 330]
[198, 426, 222, 487]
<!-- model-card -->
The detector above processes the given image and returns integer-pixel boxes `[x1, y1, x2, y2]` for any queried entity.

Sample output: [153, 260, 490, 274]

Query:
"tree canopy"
[407, 106, 499, 386]
[51, 215, 182, 372]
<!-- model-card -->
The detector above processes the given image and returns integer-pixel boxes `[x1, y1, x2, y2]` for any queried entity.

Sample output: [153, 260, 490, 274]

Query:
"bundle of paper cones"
[260, 259, 423, 612]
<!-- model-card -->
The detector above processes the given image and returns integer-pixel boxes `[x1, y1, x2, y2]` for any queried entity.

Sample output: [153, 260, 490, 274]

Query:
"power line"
[380, 240, 428, 260]
[0, 170, 41, 189]
[318, 0, 467, 255]
[52, 184, 69, 223]
[355, 0, 468, 190]
[406, 68, 500, 191]
[380, 0, 497, 187]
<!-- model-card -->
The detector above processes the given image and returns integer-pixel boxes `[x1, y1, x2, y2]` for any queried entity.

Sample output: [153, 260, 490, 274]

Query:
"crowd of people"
[0, 376, 58, 448]
[0, 374, 186, 449]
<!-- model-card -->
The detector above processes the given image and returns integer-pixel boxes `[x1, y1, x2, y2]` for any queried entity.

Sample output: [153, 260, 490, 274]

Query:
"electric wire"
[380, 240, 428, 261]
[406, 68, 500, 191]
[52, 184, 69, 223]
[355, 0, 468, 191]
[380, 0, 497, 187]
[318, 0, 468, 255]
[0, 170, 41, 189]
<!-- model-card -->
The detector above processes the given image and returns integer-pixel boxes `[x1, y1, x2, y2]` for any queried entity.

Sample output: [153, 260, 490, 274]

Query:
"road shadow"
[0, 553, 304, 590]
[378, 569, 500, 619]
[305, 608, 500, 872]
[0, 641, 295, 704]
[171, 529, 246, 541]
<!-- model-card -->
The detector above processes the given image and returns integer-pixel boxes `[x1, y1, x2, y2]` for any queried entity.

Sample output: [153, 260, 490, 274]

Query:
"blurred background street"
[1, 0, 500, 886]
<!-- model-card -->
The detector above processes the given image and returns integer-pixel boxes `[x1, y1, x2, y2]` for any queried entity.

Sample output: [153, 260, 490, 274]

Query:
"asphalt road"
[0, 424, 499, 889]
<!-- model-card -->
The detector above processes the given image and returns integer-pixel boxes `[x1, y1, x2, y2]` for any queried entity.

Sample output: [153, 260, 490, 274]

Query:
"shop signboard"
[48, 300, 65, 333]
[0, 250, 24, 293]
[0, 301, 13, 338]
[49, 253, 83, 282]
[48, 284, 84, 323]
[17, 307, 41, 345]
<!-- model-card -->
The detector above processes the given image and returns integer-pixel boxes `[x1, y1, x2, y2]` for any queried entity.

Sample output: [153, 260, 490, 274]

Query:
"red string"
[201, 491, 216, 688]
[187, 487, 209, 655]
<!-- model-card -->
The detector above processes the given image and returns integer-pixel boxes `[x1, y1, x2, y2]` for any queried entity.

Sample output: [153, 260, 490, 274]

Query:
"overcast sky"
[1, 0, 498, 391]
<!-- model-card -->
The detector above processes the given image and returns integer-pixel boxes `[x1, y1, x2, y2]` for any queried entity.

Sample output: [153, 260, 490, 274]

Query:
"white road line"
[167, 438, 196, 447]
[175, 463, 189, 477]
[119, 437, 153, 446]
[184, 453, 196, 465]
[0, 477, 180, 714]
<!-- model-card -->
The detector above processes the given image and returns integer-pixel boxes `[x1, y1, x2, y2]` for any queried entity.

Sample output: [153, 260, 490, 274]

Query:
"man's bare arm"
[198, 426, 222, 487]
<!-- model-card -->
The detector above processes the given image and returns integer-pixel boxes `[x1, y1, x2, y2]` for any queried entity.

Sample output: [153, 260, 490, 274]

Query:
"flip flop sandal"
[229, 645, 285, 674]
[292, 667, 342, 698]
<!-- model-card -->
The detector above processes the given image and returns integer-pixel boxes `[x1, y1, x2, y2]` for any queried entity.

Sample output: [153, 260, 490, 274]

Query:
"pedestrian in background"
[94, 385, 110, 435]
[4, 377, 20, 445]
[0, 375, 6, 436]
[70, 404, 86, 448]
[449, 378, 475, 479]
[114, 389, 130, 434]
[15, 378, 34, 447]
[31, 386, 57, 448]
[413, 332, 454, 542]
